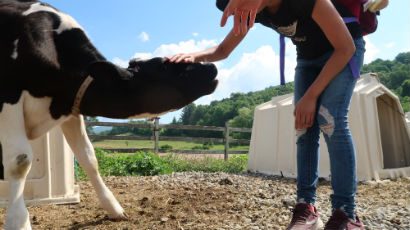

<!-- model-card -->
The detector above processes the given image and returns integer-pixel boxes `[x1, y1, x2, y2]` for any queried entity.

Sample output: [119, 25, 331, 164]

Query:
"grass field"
[92, 139, 250, 151]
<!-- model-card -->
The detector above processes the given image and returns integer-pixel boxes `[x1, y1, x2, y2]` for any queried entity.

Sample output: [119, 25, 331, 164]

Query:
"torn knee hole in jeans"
[320, 123, 335, 137]
[319, 105, 335, 137]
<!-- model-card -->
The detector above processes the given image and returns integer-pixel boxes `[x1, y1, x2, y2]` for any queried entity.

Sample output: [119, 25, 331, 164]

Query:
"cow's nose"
[200, 63, 218, 81]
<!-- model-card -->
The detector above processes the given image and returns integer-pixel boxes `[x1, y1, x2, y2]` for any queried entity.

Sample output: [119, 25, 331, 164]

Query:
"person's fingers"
[172, 55, 183, 63]
[184, 56, 194, 63]
[180, 55, 195, 63]
[221, 8, 233, 27]
[306, 114, 314, 128]
[176, 55, 187, 63]
[240, 10, 248, 35]
[301, 114, 307, 129]
[168, 54, 179, 62]
[304, 115, 310, 129]
[233, 10, 242, 35]
[248, 10, 256, 28]
[295, 111, 302, 130]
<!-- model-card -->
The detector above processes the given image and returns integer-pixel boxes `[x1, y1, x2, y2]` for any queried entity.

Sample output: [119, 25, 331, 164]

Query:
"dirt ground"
[0, 173, 409, 230]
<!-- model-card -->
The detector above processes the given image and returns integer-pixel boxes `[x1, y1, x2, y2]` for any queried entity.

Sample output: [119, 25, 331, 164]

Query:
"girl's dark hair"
[216, 0, 229, 11]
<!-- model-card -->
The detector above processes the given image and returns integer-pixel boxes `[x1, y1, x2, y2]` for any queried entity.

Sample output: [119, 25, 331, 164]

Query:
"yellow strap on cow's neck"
[71, 76, 93, 116]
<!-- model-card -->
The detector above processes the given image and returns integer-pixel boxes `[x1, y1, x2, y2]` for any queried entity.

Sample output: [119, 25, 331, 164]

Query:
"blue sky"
[46, 0, 410, 124]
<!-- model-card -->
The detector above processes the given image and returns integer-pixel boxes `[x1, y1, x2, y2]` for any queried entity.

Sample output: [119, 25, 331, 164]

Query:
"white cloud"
[112, 39, 219, 65]
[150, 39, 218, 57]
[364, 37, 380, 64]
[138, 31, 150, 42]
[132, 52, 154, 60]
[192, 32, 199, 37]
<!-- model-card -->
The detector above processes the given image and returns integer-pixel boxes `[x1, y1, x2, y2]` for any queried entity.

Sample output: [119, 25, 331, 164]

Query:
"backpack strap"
[343, 17, 361, 79]
[343, 17, 358, 23]
[279, 34, 286, 85]
[348, 56, 360, 79]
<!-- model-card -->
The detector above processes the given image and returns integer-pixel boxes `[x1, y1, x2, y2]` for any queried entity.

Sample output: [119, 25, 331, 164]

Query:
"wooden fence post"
[153, 117, 160, 153]
[224, 122, 230, 161]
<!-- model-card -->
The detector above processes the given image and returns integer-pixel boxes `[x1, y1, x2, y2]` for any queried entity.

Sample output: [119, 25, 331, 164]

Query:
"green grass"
[161, 153, 248, 174]
[92, 140, 249, 151]
[75, 149, 248, 180]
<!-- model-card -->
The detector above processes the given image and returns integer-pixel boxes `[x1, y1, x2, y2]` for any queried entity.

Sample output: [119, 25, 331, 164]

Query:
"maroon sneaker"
[287, 203, 323, 230]
[324, 209, 365, 230]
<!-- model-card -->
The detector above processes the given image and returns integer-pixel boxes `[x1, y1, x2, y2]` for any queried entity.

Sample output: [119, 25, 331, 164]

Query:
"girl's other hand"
[294, 94, 317, 130]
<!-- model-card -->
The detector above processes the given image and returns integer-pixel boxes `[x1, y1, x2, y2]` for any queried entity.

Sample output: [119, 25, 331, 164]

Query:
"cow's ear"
[88, 61, 133, 84]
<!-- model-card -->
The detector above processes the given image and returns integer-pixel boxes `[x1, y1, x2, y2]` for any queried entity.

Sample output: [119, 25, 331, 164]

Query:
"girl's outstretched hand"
[220, 0, 264, 35]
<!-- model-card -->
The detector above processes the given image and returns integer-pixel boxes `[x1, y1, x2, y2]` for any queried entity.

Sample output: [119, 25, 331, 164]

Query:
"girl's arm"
[169, 29, 246, 63]
[294, 0, 356, 129]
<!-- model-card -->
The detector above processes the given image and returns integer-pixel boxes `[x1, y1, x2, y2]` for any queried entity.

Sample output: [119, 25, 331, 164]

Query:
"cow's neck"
[77, 84, 144, 119]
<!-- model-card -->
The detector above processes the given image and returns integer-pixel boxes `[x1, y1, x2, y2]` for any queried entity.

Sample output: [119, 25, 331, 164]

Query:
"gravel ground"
[0, 172, 409, 229]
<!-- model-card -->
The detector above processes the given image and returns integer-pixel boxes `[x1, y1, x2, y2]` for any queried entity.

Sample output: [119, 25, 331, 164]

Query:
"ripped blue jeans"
[294, 37, 365, 219]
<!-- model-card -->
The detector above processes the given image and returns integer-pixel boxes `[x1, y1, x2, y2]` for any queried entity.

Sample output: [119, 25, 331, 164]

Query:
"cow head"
[82, 57, 218, 118]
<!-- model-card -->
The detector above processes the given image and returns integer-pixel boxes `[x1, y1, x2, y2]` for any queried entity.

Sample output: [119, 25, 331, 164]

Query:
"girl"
[170, 0, 385, 229]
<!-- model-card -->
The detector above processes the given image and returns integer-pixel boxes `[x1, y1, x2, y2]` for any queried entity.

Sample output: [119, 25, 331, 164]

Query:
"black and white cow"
[0, 0, 218, 229]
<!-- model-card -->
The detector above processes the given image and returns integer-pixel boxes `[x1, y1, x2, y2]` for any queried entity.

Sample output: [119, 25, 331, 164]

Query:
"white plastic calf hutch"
[248, 73, 410, 181]
[407, 113, 410, 132]
[0, 127, 80, 206]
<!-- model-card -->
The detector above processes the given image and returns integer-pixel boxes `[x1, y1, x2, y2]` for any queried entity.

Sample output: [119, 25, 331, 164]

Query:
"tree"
[180, 104, 196, 125]
[402, 80, 410, 97]
[395, 52, 410, 65]
[229, 107, 253, 139]
[229, 107, 253, 128]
